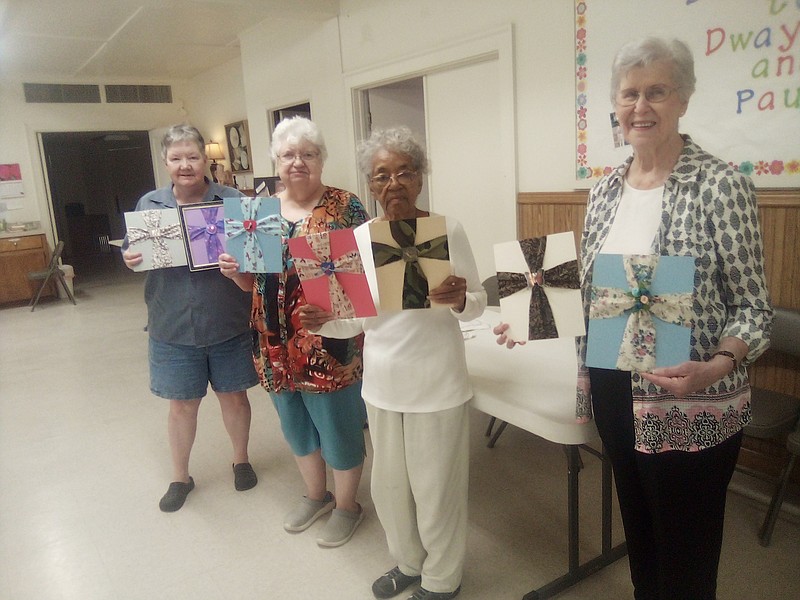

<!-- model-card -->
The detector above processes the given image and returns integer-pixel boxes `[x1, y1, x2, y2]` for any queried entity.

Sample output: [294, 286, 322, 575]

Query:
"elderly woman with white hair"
[300, 126, 486, 600]
[220, 117, 369, 548]
[562, 38, 771, 599]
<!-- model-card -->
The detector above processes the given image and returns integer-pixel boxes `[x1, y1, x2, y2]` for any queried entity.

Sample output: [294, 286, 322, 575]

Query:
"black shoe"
[159, 477, 195, 512]
[372, 566, 421, 599]
[233, 462, 258, 491]
[407, 586, 461, 600]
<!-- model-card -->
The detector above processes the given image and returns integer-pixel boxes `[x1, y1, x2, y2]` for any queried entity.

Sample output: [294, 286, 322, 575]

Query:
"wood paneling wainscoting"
[517, 188, 800, 480]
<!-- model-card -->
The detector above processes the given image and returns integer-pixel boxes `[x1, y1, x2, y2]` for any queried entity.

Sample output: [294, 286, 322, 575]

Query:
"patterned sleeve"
[707, 169, 772, 363]
[574, 184, 602, 422]
[576, 180, 604, 373]
[346, 194, 370, 227]
[318, 189, 370, 231]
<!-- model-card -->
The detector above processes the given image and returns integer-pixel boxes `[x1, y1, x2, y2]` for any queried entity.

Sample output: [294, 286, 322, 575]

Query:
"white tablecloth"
[464, 308, 598, 445]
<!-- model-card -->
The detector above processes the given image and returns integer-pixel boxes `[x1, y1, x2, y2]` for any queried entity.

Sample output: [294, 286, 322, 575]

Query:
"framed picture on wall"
[253, 176, 285, 196]
[225, 120, 251, 173]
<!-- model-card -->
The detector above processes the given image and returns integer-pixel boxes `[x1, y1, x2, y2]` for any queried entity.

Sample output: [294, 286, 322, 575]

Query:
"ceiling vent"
[24, 83, 101, 103]
[105, 84, 172, 104]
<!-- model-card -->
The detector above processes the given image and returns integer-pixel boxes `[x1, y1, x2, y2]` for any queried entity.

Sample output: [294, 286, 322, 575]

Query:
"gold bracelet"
[712, 350, 738, 372]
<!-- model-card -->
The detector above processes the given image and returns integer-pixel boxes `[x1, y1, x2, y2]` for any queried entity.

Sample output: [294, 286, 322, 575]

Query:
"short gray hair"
[270, 116, 327, 164]
[356, 126, 429, 179]
[610, 37, 696, 104]
[161, 124, 205, 161]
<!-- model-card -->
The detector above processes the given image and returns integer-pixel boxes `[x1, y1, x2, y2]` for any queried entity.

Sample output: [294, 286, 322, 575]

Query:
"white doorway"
[347, 26, 516, 280]
[363, 78, 429, 213]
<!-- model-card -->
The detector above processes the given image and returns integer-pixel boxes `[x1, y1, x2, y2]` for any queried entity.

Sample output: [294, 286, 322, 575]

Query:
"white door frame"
[343, 24, 517, 219]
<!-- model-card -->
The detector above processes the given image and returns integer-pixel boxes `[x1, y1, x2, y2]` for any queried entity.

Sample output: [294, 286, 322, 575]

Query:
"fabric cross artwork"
[124, 208, 187, 271]
[369, 216, 450, 311]
[494, 232, 584, 341]
[178, 201, 226, 271]
[288, 228, 376, 319]
[586, 253, 695, 372]
[223, 196, 283, 273]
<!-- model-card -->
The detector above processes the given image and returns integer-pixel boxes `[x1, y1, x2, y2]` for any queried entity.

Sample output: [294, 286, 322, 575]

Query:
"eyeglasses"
[615, 84, 681, 107]
[369, 171, 418, 188]
[277, 151, 320, 164]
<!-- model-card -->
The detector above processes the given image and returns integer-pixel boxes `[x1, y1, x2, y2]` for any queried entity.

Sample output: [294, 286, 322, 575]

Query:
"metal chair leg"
[759, 453, 798, 546]
[487, 420, 508, 448]
[56, 271, 77, 305]
[29, 273, 54, 312]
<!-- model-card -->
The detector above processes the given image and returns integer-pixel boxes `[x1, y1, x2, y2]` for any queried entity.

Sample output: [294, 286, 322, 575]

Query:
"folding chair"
[740, 307, 800, 546]
[27, 240, 76, 311]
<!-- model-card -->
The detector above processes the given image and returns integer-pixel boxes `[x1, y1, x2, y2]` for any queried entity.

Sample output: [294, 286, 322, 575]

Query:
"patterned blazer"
[577, 136, 772, 453]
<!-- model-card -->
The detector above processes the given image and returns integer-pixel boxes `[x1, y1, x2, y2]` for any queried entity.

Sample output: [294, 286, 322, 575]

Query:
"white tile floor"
[1, 266, 799, 600]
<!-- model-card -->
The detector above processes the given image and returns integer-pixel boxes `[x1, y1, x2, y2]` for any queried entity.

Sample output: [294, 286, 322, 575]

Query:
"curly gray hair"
[610, 37, 696, 104]
[356, 126, 429, 179]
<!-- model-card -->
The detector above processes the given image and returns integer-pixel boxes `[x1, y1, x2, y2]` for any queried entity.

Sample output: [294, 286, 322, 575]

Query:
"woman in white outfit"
[299, 127, 486, 600]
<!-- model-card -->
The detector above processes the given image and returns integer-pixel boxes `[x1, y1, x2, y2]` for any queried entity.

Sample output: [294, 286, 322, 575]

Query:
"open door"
[40, 130, 156, 282]
[148, 127, 171, 189]
[348, 27, 516, 280]
[362, 78, 429, 215]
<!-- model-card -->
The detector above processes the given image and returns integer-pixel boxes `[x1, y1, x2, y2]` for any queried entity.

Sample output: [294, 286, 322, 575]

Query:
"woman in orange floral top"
[220, 117, 368, 548]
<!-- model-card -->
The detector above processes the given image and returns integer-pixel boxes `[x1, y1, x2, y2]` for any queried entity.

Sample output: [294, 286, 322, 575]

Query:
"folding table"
[464, 309, 627, 599]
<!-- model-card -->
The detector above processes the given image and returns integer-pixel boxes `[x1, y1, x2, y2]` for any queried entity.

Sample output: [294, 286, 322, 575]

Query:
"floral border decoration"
[574, 0, 799, 181]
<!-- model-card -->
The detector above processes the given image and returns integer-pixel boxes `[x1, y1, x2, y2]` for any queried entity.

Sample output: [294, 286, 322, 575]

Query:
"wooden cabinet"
[0, 233, 54, 304]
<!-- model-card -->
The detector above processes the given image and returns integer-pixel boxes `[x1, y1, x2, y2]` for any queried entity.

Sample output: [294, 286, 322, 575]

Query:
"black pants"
[590, 368, 742, 600]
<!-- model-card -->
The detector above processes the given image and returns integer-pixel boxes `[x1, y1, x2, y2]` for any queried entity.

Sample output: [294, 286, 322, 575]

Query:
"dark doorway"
[41, 130, 156, 284]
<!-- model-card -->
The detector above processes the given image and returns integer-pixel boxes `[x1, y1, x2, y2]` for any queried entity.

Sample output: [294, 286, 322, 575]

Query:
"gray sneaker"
[283, 491, 334, 532]
[316, 505, 364, 547]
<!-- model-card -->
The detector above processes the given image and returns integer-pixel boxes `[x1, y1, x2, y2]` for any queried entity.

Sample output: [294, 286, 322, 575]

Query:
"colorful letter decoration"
[289, 228, 376, 319]
[223, 196, 283, 273]
[586, 254, 695, 371]
[369, 216, 450, 311]
[494, 231, 584, 341]
[124, 208, 187, 271]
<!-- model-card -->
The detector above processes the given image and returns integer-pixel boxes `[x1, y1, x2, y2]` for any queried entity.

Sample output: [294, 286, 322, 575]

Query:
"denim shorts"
[149, 331, 259, 400]
[271, 382, 366, 471]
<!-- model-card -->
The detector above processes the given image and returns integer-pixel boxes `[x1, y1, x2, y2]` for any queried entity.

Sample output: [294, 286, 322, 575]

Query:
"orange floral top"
[251, 187, 368, 393]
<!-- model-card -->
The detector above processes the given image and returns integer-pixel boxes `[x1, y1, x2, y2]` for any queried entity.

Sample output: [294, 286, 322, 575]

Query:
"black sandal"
[159, 477, 195, 512]
[233, 462, 258, 491]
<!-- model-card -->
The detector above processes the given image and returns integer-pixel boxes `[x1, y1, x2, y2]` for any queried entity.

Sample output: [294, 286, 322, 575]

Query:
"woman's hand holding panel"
[428, 276, 467, 312]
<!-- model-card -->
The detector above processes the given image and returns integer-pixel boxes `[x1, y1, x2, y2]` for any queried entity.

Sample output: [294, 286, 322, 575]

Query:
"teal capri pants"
[270, 381, 366, 471]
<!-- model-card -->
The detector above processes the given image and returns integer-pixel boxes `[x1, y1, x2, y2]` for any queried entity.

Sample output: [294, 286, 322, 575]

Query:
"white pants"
[366, 402, 469, 593]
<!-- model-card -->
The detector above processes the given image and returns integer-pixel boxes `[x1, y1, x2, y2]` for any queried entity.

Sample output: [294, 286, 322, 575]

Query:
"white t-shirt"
[599, 180, 663, 255]
[318, 215, 487, 413]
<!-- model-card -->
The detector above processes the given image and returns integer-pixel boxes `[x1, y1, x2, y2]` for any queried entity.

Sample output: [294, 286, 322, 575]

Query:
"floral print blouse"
[577, 136, 773, 453]
[251, 186, 369, 393]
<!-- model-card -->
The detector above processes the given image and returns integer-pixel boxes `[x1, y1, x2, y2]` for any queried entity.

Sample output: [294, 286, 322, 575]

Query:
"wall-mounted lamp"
[205, 141, 225, 182]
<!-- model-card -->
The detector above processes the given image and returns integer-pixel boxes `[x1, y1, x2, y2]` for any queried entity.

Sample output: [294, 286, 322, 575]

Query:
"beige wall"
[0, 56, 248, 241]
[1, 0, 583, 243]
[239, 16, 348, 186]
[0, 76, 190, 242]
[236, 0, 579, 200]
[183, 57, 250, 188]
[335, 0, 577, 192]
